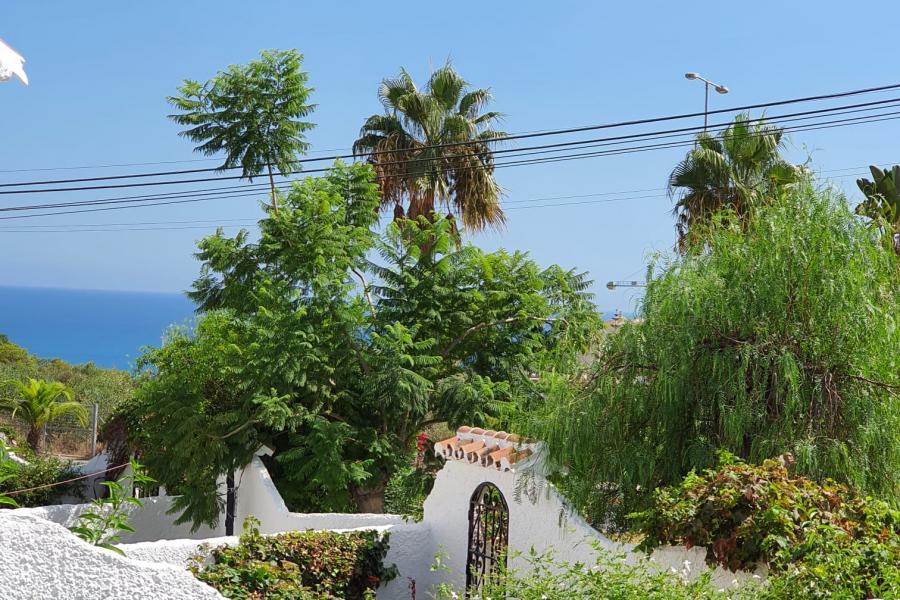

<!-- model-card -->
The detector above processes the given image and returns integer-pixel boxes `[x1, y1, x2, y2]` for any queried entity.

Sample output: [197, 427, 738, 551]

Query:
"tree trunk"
[27, 425, 46, 454]
[352, 481, 387, 513]
[267, 163, 279, 212]
[225, 471, 236, 535]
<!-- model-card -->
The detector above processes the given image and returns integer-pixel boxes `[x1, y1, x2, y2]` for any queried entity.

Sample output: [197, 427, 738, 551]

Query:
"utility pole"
[684, 72, 728, 132]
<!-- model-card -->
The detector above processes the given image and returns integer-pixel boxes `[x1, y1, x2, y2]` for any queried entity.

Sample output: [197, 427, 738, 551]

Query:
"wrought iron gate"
[465, 482, 509, 592]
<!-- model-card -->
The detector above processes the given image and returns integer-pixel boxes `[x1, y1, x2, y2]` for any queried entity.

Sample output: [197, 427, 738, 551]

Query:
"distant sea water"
[0, 286, 196, 370]
[0, 286, 633, 371]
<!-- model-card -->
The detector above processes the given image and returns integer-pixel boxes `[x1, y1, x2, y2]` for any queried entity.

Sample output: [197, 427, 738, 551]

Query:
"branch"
[351, 267, 376, 315]
[844, 374, 900, 394]
[441, 316, 564, 357]
[211, 419, 258, 441]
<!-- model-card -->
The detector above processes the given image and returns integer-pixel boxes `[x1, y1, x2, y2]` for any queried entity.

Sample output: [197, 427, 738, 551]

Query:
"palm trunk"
[27, 425, 46, 454]
[267, 163, 279, 213]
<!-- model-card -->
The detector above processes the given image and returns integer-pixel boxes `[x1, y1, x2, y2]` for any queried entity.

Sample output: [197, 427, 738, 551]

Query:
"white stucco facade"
[0, 512, 224, 600]
[2, 436, 762, 598]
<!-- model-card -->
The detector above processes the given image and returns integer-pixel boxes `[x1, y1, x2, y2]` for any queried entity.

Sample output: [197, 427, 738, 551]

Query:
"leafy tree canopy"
[168, 49, 316, 209]
[523, 184, 900, 526]
[125, 161, 598, 528]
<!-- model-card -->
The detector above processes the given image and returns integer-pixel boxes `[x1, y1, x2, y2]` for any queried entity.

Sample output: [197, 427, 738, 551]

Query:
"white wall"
[5, 446, 763, 599]
[0, 512, 223, 600]
[421, 457, 763, 593]
[120, 523, 433, 600]
[15, 496, 224, 543]
[234, 454, 405, 534]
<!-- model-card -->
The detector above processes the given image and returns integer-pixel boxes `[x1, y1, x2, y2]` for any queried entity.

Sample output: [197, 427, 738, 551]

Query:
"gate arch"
[465, 482, 509, 591]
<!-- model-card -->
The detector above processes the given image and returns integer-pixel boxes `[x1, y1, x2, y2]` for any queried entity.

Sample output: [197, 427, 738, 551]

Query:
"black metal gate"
[465, 482, 509, 592]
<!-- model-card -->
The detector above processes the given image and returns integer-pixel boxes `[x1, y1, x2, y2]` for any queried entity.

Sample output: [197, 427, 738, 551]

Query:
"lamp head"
[606, 281, 616, 290]
[715, 85, 729, 94]
[684, 72, 699, 80]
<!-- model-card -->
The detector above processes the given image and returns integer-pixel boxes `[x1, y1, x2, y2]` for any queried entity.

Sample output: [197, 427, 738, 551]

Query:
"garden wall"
[0, 511, 223, 599]
[4, 442, 763, 599]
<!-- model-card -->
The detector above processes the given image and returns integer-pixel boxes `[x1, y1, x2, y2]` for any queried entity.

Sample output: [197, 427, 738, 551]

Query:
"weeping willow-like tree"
[523, 183, 900, 526]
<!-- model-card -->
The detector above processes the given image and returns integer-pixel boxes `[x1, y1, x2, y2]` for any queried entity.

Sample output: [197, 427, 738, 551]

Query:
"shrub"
[0, 453, 81, 507]
[190, 517, 397, 599]
[630, 454, 900, 599]
[431, 547, 749, 600]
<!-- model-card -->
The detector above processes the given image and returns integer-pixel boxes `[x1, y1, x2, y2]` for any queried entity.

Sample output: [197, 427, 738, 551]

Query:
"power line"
[3, 82, 900, 191]
[0, 98, 892, 199]
[0, 107, 896, 221]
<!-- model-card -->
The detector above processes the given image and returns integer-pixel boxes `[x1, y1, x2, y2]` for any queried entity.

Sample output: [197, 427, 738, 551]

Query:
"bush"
[631, 454, 900, 599]
[0, 452, 81, 507]
[190, 517, 397, 599]
[432, 547, 749, 600]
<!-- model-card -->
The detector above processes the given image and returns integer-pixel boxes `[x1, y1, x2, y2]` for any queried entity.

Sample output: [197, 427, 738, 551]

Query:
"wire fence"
[0, 403, 99, 459]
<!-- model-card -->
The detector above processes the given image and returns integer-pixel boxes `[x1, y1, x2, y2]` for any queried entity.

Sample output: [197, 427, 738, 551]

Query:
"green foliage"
[190, 517, 395, 599]
[125, 160, 597, 528]
[69, 459, 155, 555]
[0, 378, 87, 453]
[0, 453, 81, 507]
[0, 441, 18, 508]
[431, 547, 745, 600]
[524, 185, 900, 526]
[168, 49, 315, 207]
[631, 455, 900, 600]
[668, 113, 804, 248]
[353, 63, 507, 232]
[0, 335, 133, 428]
[856, 164, 900, 254]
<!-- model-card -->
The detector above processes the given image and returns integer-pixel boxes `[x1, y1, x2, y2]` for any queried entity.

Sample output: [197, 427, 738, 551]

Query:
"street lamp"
[0, 38, 28, 85]
[684, 72, 727, 132]
[606, 280, 646, 290]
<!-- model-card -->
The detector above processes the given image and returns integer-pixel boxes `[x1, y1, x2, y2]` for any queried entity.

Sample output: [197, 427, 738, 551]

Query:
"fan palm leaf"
[669, 112, 803, 248]
[354, 62, 506, 234]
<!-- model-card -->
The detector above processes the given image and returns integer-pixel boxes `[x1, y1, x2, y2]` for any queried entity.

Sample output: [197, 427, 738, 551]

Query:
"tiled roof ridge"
[434, 426, 540, 472]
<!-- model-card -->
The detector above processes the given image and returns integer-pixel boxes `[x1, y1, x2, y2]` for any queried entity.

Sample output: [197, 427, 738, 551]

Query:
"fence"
[0, 403, 99, 459]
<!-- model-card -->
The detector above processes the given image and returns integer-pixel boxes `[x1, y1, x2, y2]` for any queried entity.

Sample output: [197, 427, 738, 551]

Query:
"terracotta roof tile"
[433, 425, 540, 472]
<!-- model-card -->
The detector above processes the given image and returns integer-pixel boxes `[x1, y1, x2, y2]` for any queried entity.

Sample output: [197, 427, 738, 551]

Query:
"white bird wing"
[0, 37, 28, 85]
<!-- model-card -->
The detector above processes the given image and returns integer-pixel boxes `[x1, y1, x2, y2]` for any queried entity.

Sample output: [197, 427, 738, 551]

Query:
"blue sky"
[1, 1, 897, 313]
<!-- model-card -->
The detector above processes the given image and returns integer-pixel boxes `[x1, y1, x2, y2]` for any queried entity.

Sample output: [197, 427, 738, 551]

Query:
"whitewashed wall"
[0, 512, 223, 600]
[5, 445, 762, 599]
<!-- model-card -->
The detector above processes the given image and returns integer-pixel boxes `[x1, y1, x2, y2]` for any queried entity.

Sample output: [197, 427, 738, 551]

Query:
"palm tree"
[856, 165, 900, 255]
[353, 63, 506, 233]
[668, 113, 804, 248]
[1, 378, 86, 454]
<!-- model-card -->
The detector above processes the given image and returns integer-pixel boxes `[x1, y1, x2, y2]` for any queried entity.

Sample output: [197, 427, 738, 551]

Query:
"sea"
[0, 285, 630, 372]
[0, 286, 196, 371]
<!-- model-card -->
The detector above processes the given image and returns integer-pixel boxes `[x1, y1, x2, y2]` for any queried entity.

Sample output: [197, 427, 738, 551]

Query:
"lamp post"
[684, 72, 727, 132]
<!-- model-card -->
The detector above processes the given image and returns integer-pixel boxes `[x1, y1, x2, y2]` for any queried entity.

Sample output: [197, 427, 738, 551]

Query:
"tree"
[353, 63, 506, 233]
[523, 184, 900, 526]
[125, 161, 597, 528]
[668, 112, 804, 248]
[856, 164, 900, 255]
[0, 378, 87, 454]
[168, 49, 316, 210]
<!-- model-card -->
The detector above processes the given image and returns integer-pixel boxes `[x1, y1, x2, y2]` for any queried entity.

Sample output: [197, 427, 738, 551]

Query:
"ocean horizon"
[0, 285, 630, 371]
[0, 286, 196, 370]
